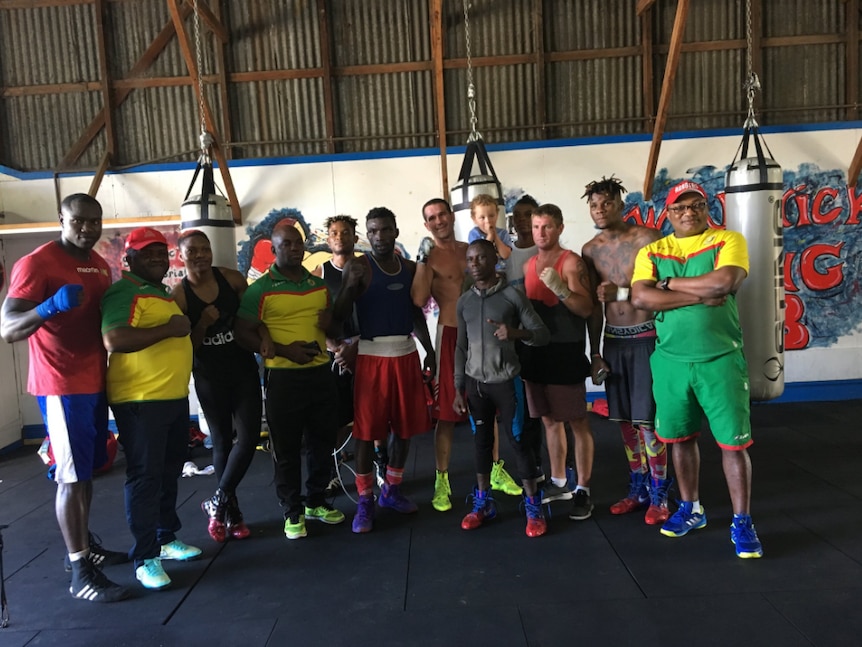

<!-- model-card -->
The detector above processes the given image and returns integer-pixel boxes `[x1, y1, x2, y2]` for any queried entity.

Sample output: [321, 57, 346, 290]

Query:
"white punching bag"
[725, 126, 785, 401]
[450, 138, 504, 242]
[181, 161, 237, 270]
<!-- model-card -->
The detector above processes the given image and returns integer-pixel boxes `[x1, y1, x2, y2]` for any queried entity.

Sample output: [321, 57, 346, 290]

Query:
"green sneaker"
[431, 470, 452, 512]
[284, 514, 307, 539]
[491, 460, 523, 496]
[304, 504, 345, 525]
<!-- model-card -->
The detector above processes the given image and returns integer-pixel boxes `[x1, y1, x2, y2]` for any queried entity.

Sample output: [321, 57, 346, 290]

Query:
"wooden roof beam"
[636, 0, 657, 17]
[167, 0, 241, 224]
[61, 2, 193, 168]
[643, 0, 690, 200]
[93, 0, 115, 165]
[316, 0, 336, 155]
[184, 0, 228, 44]
[429, 0, 448, 196]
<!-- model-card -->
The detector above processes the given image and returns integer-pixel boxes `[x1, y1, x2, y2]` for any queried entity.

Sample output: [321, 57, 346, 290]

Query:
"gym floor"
[0, 399, 860, 647]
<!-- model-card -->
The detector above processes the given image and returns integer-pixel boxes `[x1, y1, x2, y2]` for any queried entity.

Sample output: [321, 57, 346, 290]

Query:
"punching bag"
[724, 123, 785, 401]
[181, 160, 237, 270]
[450, 138, 504, 242]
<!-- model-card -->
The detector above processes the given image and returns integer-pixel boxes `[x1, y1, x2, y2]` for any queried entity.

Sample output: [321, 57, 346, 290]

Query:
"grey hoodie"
[454, 277, 549, 390]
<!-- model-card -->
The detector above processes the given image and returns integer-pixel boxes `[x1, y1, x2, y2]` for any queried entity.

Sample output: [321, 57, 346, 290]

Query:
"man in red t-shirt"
[1, 194, 128, 603]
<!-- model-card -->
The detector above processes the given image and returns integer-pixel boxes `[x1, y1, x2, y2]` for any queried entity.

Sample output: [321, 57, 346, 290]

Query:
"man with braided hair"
[581, 176, 669, 524]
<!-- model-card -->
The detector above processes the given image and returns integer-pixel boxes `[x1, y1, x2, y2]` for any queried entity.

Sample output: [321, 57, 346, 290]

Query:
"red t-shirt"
[7, 241, 112, 395]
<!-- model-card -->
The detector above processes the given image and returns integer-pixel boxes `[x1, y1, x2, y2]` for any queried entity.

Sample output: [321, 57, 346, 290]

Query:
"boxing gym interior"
[1, 1, 860, 646]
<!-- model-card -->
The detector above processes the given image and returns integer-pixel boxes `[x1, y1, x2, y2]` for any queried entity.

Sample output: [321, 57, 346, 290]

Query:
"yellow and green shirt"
[238, 264, 330, 370]
[632, 229, 749, 363]
[101, 271, 193, 404]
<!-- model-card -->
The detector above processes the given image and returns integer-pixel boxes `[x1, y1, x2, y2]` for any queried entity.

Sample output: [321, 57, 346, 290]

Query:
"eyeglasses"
[667, 200, 707, 215]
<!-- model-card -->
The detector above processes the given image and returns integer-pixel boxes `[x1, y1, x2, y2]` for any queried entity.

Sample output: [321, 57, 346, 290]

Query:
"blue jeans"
[112, 399, 189, 567]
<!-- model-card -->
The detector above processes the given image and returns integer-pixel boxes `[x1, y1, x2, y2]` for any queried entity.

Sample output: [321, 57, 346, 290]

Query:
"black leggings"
[194, 366, 262, 494]
[466, 377, 537, 480]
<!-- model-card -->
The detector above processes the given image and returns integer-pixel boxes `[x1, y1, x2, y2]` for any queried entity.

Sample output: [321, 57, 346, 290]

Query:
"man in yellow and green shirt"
[236, 219, 345, 541]
[631, 180, 762, 559]
[101, 227, 201, 591]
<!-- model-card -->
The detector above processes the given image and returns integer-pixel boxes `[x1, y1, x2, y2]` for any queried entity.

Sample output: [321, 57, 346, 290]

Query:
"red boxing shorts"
[353, 336, 432, 442]
[434, 325, 469, 423]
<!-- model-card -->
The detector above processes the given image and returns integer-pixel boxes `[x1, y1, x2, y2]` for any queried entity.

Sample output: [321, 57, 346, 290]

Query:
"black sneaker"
[64, 532, 129, 572]
[69, 559, 129, 603]
[540, 481, 573, 504]
[568, 489, 594, 521]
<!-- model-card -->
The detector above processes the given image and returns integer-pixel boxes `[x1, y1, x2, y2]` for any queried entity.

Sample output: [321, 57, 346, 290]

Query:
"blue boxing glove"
[35, 284, 84, 320]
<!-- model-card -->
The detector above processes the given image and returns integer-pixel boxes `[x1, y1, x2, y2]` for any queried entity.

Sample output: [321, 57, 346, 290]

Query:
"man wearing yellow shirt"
[101, 227, 202, 591]
[236, 220, 345, 541]
[631, 180, 762, 559]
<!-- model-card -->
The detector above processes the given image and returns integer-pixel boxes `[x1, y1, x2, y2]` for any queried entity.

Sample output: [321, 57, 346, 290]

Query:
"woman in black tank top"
[172, 231, 263, 543]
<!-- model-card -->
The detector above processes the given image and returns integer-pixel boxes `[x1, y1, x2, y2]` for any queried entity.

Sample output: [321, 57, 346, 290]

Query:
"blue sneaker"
[379, 483, 418, 514]
[352, 495, 375, 534]
[660, 501, 707, 537]
[731, 514, 763, 559]
[159, 540, 202, 561]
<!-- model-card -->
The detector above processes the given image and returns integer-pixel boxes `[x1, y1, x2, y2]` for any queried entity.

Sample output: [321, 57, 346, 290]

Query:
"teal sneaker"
[284, 514, 307, 539]
[304, 504, 345, 525]
[660, 501, 707, 537]
[731, 514, 763, 559]
[135, 557, 171, 590]
[159, 540, 202, 561]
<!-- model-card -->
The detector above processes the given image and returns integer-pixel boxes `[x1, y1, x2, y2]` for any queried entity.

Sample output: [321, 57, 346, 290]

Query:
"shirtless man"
[411, 199, 522, 513]
[581, 176, 669, 525]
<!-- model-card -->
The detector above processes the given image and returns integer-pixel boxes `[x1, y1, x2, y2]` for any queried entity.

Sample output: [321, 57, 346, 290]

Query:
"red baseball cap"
[666, 180, 707, 206]
[125, 227, 168, 251]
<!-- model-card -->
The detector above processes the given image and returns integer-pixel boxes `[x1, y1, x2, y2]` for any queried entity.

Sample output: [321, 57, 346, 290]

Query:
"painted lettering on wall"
[622, 166, 860, 350]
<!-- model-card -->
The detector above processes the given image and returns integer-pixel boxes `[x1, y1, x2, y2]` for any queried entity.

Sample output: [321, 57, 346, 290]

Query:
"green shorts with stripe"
[650, 349, 752, 450]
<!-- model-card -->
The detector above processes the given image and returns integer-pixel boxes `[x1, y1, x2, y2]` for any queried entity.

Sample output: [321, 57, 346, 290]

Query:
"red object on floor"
[591, 398, 609, 417]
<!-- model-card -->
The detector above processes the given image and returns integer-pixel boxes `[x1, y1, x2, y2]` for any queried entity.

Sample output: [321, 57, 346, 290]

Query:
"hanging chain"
[743, 0, 761, 126]
[464, 1, 480, 141]
[193, 0, 213, 159]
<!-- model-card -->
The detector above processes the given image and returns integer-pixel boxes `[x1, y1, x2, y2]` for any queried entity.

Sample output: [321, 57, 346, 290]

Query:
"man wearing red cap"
[631, 180, 763, 559]
[101, 227, 202, 590]
[2, 194, 128, 603]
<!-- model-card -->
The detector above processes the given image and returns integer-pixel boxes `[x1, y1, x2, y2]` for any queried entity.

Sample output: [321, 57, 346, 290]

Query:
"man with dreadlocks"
[581, 176, 669, 524]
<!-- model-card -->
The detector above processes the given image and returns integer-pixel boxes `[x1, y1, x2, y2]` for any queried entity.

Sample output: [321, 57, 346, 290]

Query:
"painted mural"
[620, 165, 861, 351]
[237, 207, 410, 279]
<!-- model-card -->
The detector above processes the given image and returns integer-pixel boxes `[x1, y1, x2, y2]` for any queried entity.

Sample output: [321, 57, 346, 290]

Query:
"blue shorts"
[37, 393, 109, 483]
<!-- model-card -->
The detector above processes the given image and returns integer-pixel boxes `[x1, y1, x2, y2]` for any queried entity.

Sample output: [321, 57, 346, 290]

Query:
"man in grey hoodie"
[453, 239, 550, 537]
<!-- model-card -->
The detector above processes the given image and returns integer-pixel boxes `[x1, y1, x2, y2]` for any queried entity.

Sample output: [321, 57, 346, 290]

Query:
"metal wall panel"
[0, 0, 857, 172]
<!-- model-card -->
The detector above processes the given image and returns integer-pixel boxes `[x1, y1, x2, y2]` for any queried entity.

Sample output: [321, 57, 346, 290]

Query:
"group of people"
[0, 177, 764, 603]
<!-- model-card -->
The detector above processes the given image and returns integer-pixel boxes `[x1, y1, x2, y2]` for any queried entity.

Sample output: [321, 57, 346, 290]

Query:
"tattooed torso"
[583, 224, 661, 326]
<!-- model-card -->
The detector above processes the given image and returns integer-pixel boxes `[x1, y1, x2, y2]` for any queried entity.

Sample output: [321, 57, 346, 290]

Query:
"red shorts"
[434, 325, 469, 423]
[353, 338, 432, 442]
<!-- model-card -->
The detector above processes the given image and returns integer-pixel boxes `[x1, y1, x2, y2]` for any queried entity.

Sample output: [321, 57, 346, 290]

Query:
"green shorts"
[650, 350, 752, 450]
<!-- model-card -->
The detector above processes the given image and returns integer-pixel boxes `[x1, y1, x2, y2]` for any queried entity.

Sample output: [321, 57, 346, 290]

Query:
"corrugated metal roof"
[0, 0, 856, 172]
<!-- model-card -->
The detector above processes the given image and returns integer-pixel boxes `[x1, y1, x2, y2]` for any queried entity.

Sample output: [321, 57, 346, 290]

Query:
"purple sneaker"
[378, 483, 418, 514]
[352, 495, 375, 534]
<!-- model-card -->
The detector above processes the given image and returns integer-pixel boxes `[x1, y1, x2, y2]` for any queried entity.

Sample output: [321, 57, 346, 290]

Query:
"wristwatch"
[658, 277, 671, 291]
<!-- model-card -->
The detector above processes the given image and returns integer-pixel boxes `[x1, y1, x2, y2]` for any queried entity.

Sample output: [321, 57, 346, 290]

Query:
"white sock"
[551, 476, 567, 488]
[69, 549, 89, 562]
[691, 500, 702, 514]
[575, 485, 591, 496]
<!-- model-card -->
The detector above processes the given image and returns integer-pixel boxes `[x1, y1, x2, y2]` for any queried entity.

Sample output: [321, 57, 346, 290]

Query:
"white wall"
[2, 125, 860, 435]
